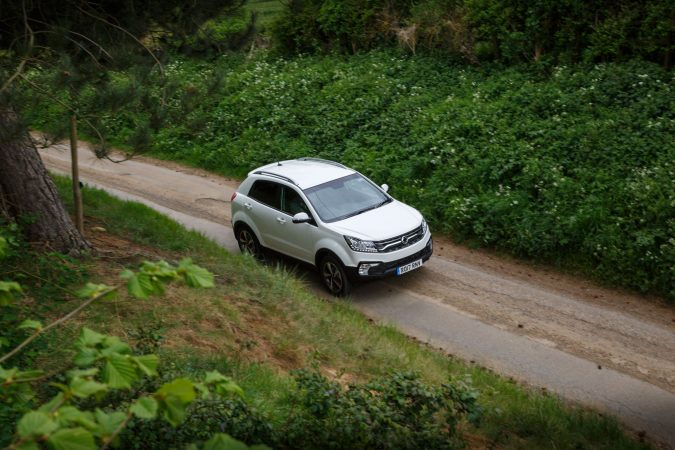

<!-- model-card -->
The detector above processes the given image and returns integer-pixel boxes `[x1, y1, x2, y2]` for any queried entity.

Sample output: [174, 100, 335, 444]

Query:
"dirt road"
[39, 139, 675, 448]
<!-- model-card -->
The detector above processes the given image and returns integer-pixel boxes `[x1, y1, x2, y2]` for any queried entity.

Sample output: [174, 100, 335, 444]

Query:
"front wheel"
[320, 254, 352, 297]
[236, 225, 263, 261]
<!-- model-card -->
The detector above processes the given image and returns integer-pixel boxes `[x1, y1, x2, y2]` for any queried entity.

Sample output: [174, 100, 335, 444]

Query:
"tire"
[236, 225, 264, 261]
[320, 254, 352, 297]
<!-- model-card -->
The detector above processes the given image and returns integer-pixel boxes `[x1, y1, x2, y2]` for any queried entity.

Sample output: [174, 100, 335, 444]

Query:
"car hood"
[328, 200, 423, 241]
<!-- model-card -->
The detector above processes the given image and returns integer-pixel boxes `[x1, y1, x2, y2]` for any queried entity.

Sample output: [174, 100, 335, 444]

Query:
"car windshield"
[304, 173, 390, 223]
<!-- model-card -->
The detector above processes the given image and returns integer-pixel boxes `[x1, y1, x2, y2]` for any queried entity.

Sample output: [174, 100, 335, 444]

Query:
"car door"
[246, 180, 283, 251]
[273, 186, 316, 263]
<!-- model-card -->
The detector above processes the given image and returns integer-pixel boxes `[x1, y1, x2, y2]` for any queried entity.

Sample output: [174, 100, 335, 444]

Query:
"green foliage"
[282, 370, 481, 449]
[29, 53, 672, 298]
[0, 257, 256, 449]
[271, 0, 675, 66]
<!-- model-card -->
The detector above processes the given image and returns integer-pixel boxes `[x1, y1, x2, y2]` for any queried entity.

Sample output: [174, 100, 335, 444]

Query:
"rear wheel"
[320, 254, 352, 297]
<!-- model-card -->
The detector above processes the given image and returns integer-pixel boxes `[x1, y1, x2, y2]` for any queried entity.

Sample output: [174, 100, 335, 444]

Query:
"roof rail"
[297, 157, 348, 169]
[253, 170, 298, 186]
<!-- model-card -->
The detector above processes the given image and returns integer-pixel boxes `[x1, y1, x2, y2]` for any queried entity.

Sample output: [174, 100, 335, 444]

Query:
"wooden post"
[70, 114, 84, 234]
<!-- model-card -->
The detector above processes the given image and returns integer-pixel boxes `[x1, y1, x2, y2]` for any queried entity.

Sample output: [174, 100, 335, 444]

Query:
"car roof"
[250, 158, 355, 189]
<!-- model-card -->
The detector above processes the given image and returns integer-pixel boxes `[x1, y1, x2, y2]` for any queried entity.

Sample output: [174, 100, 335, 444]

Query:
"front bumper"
[347, 237, 433, 279]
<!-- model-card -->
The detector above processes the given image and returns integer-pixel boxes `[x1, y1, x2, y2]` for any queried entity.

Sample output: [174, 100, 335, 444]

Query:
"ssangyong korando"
[230, 158, 432, 296]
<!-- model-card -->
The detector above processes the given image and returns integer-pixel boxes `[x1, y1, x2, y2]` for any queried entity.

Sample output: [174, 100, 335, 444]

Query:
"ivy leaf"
[102, 354, 137, 389]
[17, 411, 58, 438]
[18, 319, 43, 331]
[132, 355, 159, 377]
[0, 280, 22, 306]
[70, 377, 108, 398]
[130, 397, 158, 419]
[47, 427, 96, 450]
[178, 258, 214, 288]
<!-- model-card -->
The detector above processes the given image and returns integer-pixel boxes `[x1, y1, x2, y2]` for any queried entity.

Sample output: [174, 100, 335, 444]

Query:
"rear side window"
[248, 180, 281, 209]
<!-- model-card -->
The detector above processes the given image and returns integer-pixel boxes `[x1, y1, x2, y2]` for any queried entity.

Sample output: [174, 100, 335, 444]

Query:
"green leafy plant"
[0, 245, 265, 449]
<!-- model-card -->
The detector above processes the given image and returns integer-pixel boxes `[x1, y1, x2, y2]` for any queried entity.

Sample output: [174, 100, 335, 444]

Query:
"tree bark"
[0, 108, 90, 254]
[70, 114, 84, 234]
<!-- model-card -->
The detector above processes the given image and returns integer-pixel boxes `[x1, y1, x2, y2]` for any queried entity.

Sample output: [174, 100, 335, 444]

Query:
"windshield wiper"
[344, 199, 391, 219]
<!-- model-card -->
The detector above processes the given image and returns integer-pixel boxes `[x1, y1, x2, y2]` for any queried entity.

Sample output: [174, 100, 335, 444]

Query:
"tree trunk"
[0, 109, 90, 254]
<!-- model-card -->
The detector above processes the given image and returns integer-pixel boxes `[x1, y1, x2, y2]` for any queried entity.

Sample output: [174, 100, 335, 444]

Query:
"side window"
[282, 187, 310, 216]
[248, 180, 281, 209]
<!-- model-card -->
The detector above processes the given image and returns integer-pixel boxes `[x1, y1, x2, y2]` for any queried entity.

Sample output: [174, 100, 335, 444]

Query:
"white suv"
[230, 158, 433, 296]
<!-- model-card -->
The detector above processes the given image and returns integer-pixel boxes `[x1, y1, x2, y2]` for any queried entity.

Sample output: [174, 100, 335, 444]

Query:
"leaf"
[156, 378, 196, 404]
[18, 319, 43, 331]
[70, 377, 108, 398]
[204, 370, 228, 384]
[17, 411, 58, 438]
[0, 280, 22, 306]
[76, 283, 112, 299]
[178, 258, 214, 288]
[77, 328, 106, 348]
[15, 441, 39, 450]
[130, 397, 158, 419]
[102, 354, 137, 389]
[132, 354, 159, 377]
[202, 433, 253, 450]
[121, 269, 148, 299]
[205, 371, 244, 398]
[0, 366, 18, 381]
[156, 378, 196, 427]
[47, 427, 96, 450]
[161, 394, 187, 427]
[14, 369, 44, 381]
[73, 348, 98, 367]
[38, 393, 64, 413]
[94, 409, 126, 436]
[99, 335, 131, 356]
[193, 381, 210, 399]
[55, 407, 97, 429]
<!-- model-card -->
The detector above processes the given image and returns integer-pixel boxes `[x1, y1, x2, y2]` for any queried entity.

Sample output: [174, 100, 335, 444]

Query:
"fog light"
[358, 263, 381, 276]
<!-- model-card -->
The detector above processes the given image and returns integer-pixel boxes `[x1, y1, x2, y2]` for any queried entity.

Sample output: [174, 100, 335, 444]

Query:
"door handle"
[244, 202, 252, 210]
[276, 217, 286, 224]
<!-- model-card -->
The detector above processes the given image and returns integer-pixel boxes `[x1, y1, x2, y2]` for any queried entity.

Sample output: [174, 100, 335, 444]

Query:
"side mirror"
[381, 183, 389, 193]
[292, 212, 311, 224]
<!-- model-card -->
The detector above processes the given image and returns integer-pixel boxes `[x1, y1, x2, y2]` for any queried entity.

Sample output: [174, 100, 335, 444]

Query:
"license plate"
[396, 259, 423, 276]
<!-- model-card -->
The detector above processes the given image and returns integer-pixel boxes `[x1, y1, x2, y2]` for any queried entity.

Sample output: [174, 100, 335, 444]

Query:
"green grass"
[14, 174, 647, 449]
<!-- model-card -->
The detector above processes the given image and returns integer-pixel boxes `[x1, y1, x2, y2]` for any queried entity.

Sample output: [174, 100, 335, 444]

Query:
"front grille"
[374, 223, 424, 253]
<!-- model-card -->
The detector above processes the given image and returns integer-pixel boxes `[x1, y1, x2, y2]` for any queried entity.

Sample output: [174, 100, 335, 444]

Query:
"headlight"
[344, 235, 378, 253]
[421, 218, 428, 235]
